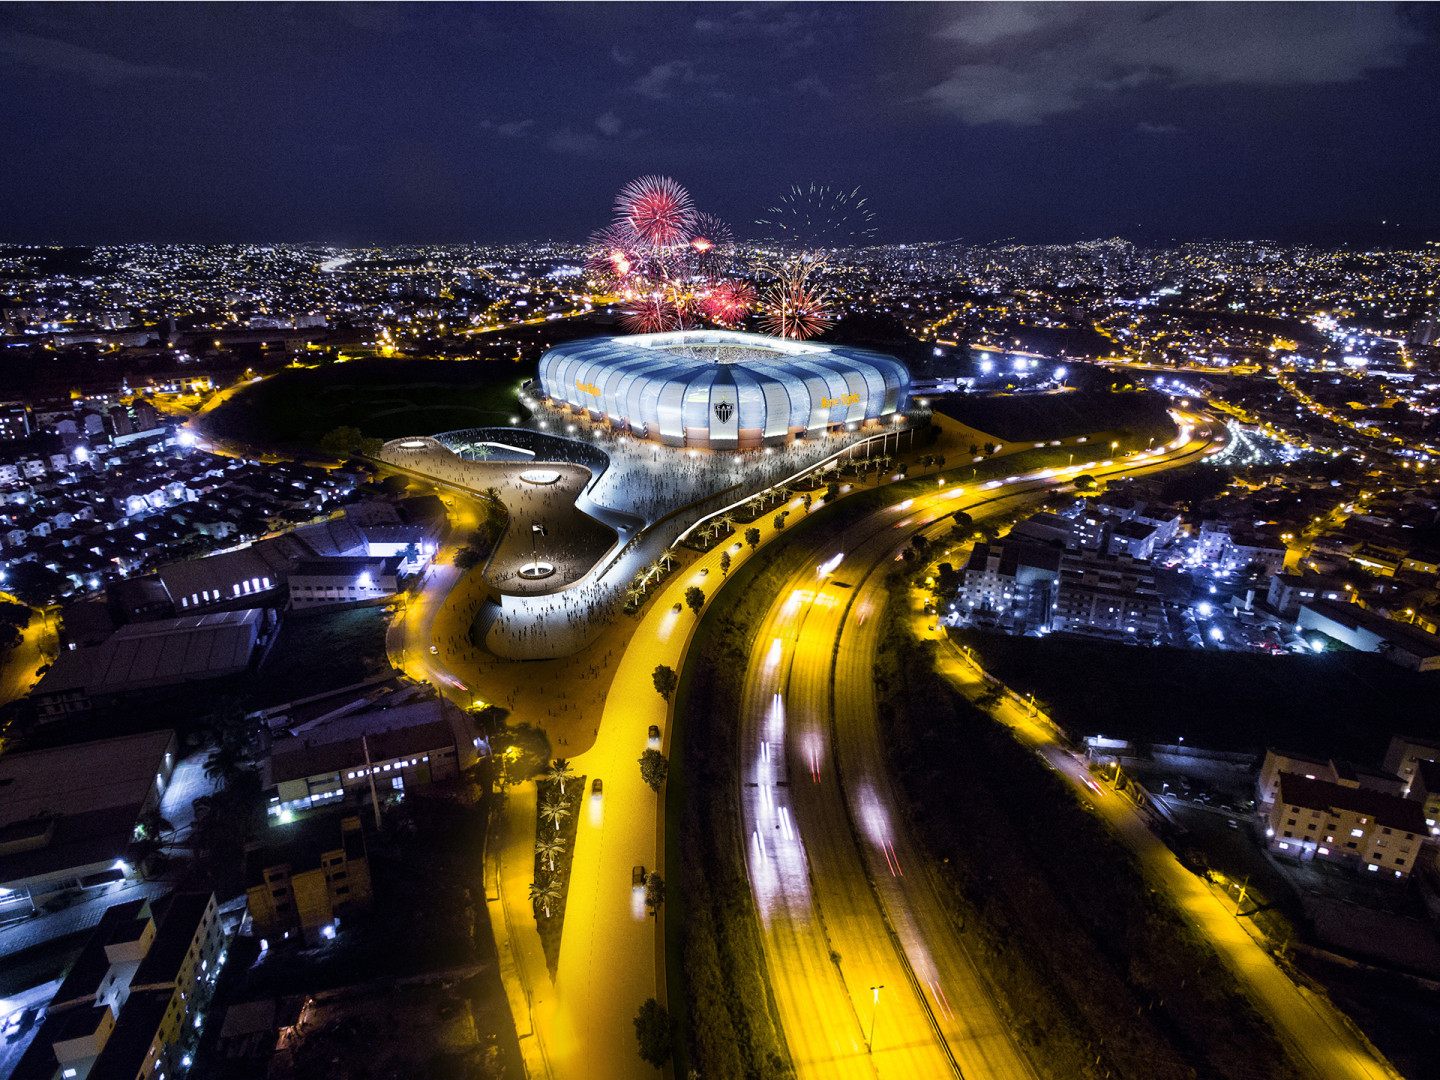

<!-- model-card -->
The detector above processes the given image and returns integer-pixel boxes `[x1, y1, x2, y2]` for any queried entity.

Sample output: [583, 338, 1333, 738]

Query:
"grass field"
[954, 630, 1440, 760]
[935, 389, 1177, 444]
[200, 357, 536, 452]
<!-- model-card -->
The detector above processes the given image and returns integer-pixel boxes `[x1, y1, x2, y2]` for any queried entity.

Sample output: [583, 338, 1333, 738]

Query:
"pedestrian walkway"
[486, 782, 556, 1080]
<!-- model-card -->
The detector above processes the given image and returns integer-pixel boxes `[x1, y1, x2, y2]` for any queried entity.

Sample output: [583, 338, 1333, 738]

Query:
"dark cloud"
[0, 29, 199, 85]
[479, 118, 536, 138]
[630, 60, 714, 100]
[927, 3, 1423, 124]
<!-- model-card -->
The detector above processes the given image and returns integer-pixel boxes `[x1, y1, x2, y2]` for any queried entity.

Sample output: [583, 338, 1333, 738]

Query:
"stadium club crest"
[713, 400, 735, 424]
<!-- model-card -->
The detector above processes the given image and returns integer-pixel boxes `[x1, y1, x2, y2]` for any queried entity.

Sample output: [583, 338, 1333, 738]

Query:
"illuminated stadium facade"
[537, 330, 911, 450]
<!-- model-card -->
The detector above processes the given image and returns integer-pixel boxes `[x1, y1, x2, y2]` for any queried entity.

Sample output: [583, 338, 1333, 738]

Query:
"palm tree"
[546, 758, 575, 795]
[529, 878, 562, 918]
[203, 739, 248, 785]
[536, 836, 567, 873]
[540, 798, 571, 834]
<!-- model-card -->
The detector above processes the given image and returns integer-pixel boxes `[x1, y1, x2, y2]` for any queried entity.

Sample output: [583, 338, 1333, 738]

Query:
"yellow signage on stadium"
[576, 381, 602, 396]
[821, 392, 862, 408]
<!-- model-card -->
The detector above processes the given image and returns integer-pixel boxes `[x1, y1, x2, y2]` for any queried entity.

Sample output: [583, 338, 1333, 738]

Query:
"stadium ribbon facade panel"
[537, 329, 910, 449]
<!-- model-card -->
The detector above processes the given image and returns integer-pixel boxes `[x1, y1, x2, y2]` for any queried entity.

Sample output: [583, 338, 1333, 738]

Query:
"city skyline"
[2, 2, 1439, 245]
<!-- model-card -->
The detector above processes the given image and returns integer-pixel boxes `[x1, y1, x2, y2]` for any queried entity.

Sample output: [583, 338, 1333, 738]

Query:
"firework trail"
[755, 183, 878, 247]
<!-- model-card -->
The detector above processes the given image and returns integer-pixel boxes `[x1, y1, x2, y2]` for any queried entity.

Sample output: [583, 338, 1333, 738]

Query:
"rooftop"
[1277, 771, 1428, 834]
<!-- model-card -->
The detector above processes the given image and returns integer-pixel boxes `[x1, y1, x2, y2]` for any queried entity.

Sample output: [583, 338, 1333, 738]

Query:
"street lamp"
[867, 984, 884, 1052]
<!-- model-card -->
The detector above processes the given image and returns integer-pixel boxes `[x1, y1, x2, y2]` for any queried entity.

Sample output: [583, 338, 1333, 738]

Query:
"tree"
[539, 797, 571, 834]
[652, 664, 678, 702]
[745, 527, 760, 551]
[684, 586, 705, 617]
[645, 871, 665, 913]
[803, 493, 813, 511]
[546, 758, 575, 795]
[935, 455, 946, 470]
[453, 546, 481, 571]
[470, 704, 510, 737]
[950, 511, 973, 540]
[719, 550, 731, 578]
[536, 836, 566, 873]
[530, 878, 562, 918]
[1073, 474, 1098, 492]
[968, 443, 979, 457]
[638, 749, 669, 792]
[984, 442, 1000, 456]
[826, 480, 840, 501]
[494, 722, 552, 785]
[633, 999, 673, 1069]
[772, 512, 787, 531]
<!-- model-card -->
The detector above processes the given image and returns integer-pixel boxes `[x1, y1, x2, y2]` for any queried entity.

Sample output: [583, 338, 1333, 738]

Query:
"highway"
[734, 413, 1223, 1078]
[390, 410, 1240, 1078]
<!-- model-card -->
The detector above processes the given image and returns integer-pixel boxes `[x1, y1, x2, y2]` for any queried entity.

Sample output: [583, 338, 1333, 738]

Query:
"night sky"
[3, 2, 1438, 245]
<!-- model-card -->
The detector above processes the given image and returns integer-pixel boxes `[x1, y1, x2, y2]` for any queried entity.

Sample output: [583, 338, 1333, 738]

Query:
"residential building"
[0, 400, 33, 441]
[1383, 735, 1440, 794]
[1409, 759, 1440, 840]
[1265, 772, 1427, 879]
[10, 892, 226, 1080]
[245, 814, 372, 945]
[1256, 748, 1404, 810]
[1051, 551, 1167, 638]
[952, 540, 1061, 631]
[1265, 573, 1350, 618]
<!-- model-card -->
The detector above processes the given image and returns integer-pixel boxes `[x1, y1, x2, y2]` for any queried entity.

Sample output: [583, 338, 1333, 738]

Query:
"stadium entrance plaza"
[380, 409, 920, 657]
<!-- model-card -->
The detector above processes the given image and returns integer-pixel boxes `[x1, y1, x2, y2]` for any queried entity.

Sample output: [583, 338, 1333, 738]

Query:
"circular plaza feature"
[518, 561, 556, 579]
[537, 329, 910, 450]
[519, 469, 562, 485]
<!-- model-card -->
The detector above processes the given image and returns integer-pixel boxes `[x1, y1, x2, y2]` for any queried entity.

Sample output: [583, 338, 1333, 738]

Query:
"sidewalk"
[486, 782, 555, 1080]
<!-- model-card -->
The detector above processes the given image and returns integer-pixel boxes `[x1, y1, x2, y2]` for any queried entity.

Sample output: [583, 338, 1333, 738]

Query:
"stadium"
[537, 329, 911, 450]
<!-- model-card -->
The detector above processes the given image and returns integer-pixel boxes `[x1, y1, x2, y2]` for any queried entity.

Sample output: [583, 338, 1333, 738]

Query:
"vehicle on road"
[647, 724, 661, 747]
[671, 602, 682, 614]
[632, 864, 646, 889]
[591, 778, 603, 797]
[429, 644, 438, 655]
[698, 567, 709, 576]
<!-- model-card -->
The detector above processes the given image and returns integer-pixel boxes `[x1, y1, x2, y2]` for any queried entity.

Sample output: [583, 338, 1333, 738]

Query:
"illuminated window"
[1350, 828, 1364, 838]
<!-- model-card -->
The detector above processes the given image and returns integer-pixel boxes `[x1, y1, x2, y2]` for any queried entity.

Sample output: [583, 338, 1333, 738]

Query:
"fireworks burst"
[700, 279, 755, 327]
[755, 183, 878, 247]
[615, 175, 696, 249]
[688, 212, 735, 256]
[621, 288, 700, 334]
[759, 256, 834, 340]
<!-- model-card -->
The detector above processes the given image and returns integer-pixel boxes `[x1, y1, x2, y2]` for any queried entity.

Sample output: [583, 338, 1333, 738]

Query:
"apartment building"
[245, 814, 372, 946]
[1265, 772, 1428, 879]
[11, 892, 226, 1080]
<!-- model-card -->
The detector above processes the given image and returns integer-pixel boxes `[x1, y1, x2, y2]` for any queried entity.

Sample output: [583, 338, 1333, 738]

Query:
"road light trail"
[736, 415, 1226, 1079]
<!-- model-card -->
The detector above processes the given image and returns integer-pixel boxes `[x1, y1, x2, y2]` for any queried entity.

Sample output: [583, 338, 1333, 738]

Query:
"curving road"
[733, 414, 1226, 1078]
[393, 411, 1248, 1078]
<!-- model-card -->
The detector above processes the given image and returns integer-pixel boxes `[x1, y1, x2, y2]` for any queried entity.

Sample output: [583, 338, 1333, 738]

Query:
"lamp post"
[867, 984, 884, 1052]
